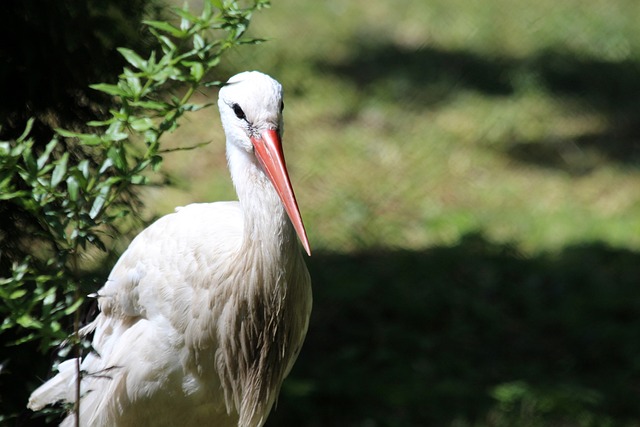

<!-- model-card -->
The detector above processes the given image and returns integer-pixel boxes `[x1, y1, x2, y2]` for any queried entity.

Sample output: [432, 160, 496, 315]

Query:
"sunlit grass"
[132, 2, 640, 426]
[154, 0, 640, 254]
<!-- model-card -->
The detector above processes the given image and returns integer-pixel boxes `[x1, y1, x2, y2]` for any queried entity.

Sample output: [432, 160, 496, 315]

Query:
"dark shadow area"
[0, 0, 155, 142]
[8, 234, 640, 426]
[318, 41, 640, 172]
[2, 270, 107, 427]
[504, 50, 640, 174]
[265, 234, 640, 426]
[317, 43, 516, 107]
[505, 128, 640, 176]
[534, 50, 640, 111]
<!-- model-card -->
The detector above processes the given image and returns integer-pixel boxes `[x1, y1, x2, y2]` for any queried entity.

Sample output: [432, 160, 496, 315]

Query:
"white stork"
[28, 71, 313, 427]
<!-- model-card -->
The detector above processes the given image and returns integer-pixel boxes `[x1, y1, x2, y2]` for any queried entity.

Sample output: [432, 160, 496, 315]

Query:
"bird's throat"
[228, 144, 298, 259]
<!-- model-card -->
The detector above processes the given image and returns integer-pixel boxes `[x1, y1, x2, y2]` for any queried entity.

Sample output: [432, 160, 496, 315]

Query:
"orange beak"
[251, 129, 311, 256]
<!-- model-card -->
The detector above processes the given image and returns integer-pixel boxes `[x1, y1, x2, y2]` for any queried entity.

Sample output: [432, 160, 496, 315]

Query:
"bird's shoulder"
[97, 201, 244, 320]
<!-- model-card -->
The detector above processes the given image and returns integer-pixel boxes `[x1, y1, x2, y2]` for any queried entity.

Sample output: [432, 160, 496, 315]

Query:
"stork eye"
[232, 103, 246, 120]
[280, 100, 284, 112]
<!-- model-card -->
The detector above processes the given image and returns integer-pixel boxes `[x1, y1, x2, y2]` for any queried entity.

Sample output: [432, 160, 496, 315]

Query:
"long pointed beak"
[251, 129, 311, 256]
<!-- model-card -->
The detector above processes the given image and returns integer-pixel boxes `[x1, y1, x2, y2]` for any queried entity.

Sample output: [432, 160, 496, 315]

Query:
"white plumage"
[28, 71, 312, 427]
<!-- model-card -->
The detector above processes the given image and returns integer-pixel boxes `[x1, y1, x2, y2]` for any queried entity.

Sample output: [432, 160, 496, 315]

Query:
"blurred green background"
[161, 0, 640, 253]
[7, 0, 640, 425]
[160, 3, 640, 423]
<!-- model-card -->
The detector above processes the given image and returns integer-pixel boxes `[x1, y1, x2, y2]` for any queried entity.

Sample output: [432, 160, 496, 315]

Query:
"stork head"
[218, 71, 310, 256]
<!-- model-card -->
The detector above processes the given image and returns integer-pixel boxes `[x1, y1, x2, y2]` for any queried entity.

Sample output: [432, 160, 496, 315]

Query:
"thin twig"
[158, 140, 212, 153]
[72, 253, 81, 427]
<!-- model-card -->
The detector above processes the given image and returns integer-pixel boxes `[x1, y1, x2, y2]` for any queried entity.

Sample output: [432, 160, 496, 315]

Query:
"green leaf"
[66, 176, 79, 201]
[18, 118, 35, 142]
[182, 103, 211, 112]
[124, 69, 143, 97]
[150, 66, 181, 83]
[193, 34, 205, 51]
[89, 185, 111, 219]
[131, 175, 148, 184]
[22, 145, 37, 177]
[86, 118, 114, 127]
[105, 122, 129, 142]
[49, 321, 61, 334]
[63, 297, 84, 316]
[206, 55, 221, 69]
[117, 47, 147, 70]
[130, 117, 154, 132]
[51, 152, 69, 187]
[79, 134, 103, 146]
[107, 146, 127, 171]
[89, 83, 128, 96]
[55, 128, 80, 138]
[151, 155, 163, 171]
[56, 129, 102, 145]
[99, 158, 114, 174]
[175, 8, 195, 31]
[16, 314, 42, 329]
[42, 287, 57, 306]
[237, 37, 268, 46]
[37, 139, 58, 169]
[9, 142, 27, 157]
[201, 0, 214, 20]
[9, 289, 27, 299]
[143, 20, 186, 37]
[144, 129, 159, 146]
[78, 159, 90, 180]
[129, 100, 169, 111]
[190, 62, 204, 81]
[0, 190, 31, 200]
[155, 33, 177, 54]
[0, 141, 10, 156]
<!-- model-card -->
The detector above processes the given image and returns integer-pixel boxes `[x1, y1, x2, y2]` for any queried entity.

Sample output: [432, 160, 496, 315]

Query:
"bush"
[0, 1, 269, 424]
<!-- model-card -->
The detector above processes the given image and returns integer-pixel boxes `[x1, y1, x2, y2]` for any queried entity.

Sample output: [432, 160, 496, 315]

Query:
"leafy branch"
[0, 0, 269, 366]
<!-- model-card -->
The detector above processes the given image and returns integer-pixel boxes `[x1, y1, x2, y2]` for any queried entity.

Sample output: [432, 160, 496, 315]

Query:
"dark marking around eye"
[280, 100, 284, 112]
[232, 103, 246, 120]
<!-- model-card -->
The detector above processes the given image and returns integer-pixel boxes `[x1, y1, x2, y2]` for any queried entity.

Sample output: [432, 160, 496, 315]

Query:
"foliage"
[0, 0, 269, 423]
[0, 0, 156, 141]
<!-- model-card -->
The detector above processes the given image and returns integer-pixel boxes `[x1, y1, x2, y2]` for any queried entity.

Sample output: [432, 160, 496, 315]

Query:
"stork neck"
[227, 143, 298, 258]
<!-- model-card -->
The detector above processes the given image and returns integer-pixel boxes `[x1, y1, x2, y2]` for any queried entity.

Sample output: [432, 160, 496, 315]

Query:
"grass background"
[157, 0, 640, 253]
[14, 0, 637, 426]
[144, 0, 640, 426]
